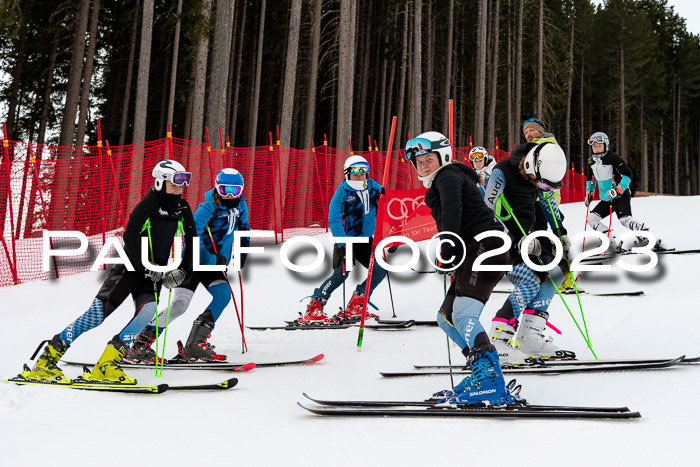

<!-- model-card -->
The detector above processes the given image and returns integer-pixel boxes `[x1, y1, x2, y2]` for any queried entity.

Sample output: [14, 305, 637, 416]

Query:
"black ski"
[380, 356, 684, 377]
[413, 355, 700, 370]
[579, 247, 700, 263]
[248, 323, 353, 330]
[378, 319, 439, 327]
[62, 359, 258, 371]
[302, 393, 631, 413]
[492, 288, 644, 297]
[298, 402, 640, 419]
[167, 377, 238, 391]
[2, 377, 168, 394]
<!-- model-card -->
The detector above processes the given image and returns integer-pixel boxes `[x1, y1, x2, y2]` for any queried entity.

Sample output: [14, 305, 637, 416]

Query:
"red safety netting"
[0, 137, 586, 287]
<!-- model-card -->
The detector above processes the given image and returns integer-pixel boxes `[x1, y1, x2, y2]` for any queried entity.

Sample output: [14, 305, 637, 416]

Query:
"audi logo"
[386, 196, 426, 220]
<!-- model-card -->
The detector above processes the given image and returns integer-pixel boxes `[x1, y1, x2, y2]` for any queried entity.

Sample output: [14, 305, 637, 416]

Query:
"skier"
[484, 139, 572, 362]
[297, 155, 386, 325]
[584, 131, 659, 250]
[405, 131, 515, 405]
[25, 160, 197, 383]
[127, 168, 250, 363]
[468, 146, 496, 191]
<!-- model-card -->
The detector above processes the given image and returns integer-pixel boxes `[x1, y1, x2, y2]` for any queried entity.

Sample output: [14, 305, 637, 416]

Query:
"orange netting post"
[311, 138, 328, 232]
[104, 140, 126, 230]
[225, 136, 231, 167]
[167, 124, 174, 159]
[1, 123, 18, 284]
[275, 126, 284, 242]
[97, 121, 107, 268]
[205, 127, 215, 186]
[218, 127, 226, 167]
[268, 132, 280, 242]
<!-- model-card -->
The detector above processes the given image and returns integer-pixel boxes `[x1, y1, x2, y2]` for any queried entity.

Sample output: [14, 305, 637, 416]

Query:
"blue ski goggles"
[347, 165, 369, 175]
[404, 137, 441, 161]
[168, 172, 192, 186]
[216, 184, 244, 198]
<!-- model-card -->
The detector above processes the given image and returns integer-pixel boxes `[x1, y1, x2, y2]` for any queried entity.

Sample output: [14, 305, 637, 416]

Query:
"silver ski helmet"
[588, 132, 609, 158]
[152, 160, 191, 191]
[522, 142, 567, 192]
[404, 131, 452, 170]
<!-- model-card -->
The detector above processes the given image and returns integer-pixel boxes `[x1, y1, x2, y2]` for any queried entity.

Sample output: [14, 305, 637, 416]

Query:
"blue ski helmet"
[215, 168, 244, 198]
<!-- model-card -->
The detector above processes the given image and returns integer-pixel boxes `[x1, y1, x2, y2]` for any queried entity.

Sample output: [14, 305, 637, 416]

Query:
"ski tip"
[304, 354, 324, 364]
[220, 378, 239, 389]
[154, 384, 169, 394]
[233, 362, 256, 372]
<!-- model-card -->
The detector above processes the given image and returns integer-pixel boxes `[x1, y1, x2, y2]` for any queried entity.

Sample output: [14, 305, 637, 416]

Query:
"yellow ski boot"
[90, 338, 137, 384]
[26, 336, 71, 383]
[558, 269, 574, 292]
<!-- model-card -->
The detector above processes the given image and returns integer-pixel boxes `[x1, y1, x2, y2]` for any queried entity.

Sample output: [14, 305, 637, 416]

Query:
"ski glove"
[584, 192, 593, 207]
[608, 185, 623, 199]
[215, 254, 228, 266]
[145, 269, 164, 283]
[559, 235, 572, 256]
[163, 268, 186, 289]
[518, 236, 542, 257]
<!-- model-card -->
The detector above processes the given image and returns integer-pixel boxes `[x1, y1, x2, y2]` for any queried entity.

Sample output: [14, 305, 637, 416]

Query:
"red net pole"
[449, 99, 454, 145]
[275, 126, 284, 242]
[167, 124, 174, 159]
[97, 121, 106, 267]
[311, 138, 328, 230]
[29, 141, 58, 279]
[218, 127, 226, 167]
[225, 136, 231, 166]
[205, 127, 215, 186]
[268, 132, 280, 242]
[323, 134, 329, 233]
[367, 135, 372, 152]
[2, 123, 18, 284]
[105, 140, 127, 230]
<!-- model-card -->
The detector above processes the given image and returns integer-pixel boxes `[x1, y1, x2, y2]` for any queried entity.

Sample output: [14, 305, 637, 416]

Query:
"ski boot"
[488, 319, 529, 366]
[632, 228, 662, 250]
[557, 269, 575, 292]
[297, 297, 337, 325]
[179, 320, 226, 361]
[438, 344, 517, 406]
[126, 326, 157, 363]
[26, 336, 71, 383]
[335, 293, 378, 323]
[90, 337, 136, 384]
[515, 310, 574, 360]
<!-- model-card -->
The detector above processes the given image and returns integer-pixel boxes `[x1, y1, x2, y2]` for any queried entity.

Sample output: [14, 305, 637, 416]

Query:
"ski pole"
[604, 202, 613, 256]
[383, 251, 397, 318]
[582, 176, 594, 252]
[206, 225, 247, 353]
[499, 194, 597, 358]
[444, 273, 454, 389]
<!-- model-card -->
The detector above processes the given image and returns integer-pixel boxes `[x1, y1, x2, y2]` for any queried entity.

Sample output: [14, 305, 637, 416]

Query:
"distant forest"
[1, 0, 700, 194]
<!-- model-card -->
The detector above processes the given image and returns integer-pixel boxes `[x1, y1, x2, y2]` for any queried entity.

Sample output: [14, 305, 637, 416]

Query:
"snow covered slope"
[1, 195, 699, 466]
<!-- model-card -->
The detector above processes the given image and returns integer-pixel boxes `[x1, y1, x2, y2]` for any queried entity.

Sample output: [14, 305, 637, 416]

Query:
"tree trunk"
[514, 0, 523, 142]
[336, 0, 357, 148]
[487, 0, 500, 148]
[279, 0, 302, 148]
[640, 100, 648, 192]
[229, 0, 247, 144]
[618, 39, 626, 160]
[536, 0, 544, 118]
[76, 0, 101, 147]
[412, 0, 422, 134]
[395, 5, 409, 150]
[166, 0, 184, 131]
[303, 0, 322, 149]
[580, 59, 585, 171]
[190, 0, 212, 143]
[565, 13, 574, 166]
[474, 0, 487, 144]
[247, 0, 266, 146]
[423, 0, 434, 129]
[658, 127, 664, 192]
[132, 0, 154, 144]
[38, 34, 59, 147]
[5, 0, 30, 141]
[59, 0, 91, 147]
[119, 0, 140, 146]
[206, 0, 235, 144]
[357, 1, 372, 146]
[442, 0, 454, 136]
[506, 0, 513, 148]
[674, 79, 681, 194]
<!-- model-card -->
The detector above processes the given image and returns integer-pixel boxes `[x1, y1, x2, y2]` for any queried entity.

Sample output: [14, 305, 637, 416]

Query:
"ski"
[2, 376, 168, 394]
[167, 377, 239, 391]
[247, 321, 414, 330]
[302, 393, 631, 413]
[414, 355, 700, 370]
[380, 356, 684, 377]
[297, 402, 640, 419]
[492, 288, 644, 297]
[579, 247, 700, 263]
[65, 354, 324, 370]
[378, 319, 439, 327]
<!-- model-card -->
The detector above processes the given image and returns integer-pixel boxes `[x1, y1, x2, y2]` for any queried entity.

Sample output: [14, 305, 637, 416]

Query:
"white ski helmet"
[522, 142, 567, 192]
[152, 160, 192, 191]
[588, 132, 609, 158]
[469, 146, 490, 164]
[343, 155, 370, 180]
[404, 131, 452, 170]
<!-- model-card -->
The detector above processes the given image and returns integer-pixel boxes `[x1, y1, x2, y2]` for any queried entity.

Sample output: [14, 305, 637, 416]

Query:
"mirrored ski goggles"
[522, 117, 545, 128]
[587, 136, 605, 146]
[469, 152, 485, 162]
[404, 137, 435, 161]
[168, 172, 192, 186]
[536, 179, 563, 193]
[347, 165, 369, 175]
[216, 184, 244, 197]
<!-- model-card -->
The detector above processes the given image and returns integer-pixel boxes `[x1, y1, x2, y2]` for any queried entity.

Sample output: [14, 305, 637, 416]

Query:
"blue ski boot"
[442, 344, 516, 406]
